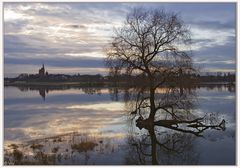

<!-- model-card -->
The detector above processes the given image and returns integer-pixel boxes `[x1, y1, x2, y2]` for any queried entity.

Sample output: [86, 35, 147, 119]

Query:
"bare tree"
[105, 8, 193, 84]
[105, 8, 194, 120]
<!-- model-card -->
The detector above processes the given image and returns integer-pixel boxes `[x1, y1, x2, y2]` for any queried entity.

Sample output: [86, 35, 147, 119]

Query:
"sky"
[4, 2, 236, 77]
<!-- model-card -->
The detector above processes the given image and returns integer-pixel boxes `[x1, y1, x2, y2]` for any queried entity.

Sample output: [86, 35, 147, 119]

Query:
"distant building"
[18, 73, 28, 80]
[38, 64, 47, 76]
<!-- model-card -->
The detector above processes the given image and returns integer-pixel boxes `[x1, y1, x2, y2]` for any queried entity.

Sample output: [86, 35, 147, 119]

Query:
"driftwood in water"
[136, 117, 225, 137]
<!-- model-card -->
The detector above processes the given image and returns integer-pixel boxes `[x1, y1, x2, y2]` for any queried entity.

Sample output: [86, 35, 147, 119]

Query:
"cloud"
[192, 35, 236, 72]
[189, 20, 235, 30]
[195, 60, 235, 72]
[4, 34, 107, 58]
[4, 2, 236, 76]
[193, 39, 235, 61]
[65, 24, 86, 29]
[5, 56, 105, 68]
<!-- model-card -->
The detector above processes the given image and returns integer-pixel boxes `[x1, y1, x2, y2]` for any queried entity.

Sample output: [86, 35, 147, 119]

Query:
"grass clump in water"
[71, 141, 97, 152]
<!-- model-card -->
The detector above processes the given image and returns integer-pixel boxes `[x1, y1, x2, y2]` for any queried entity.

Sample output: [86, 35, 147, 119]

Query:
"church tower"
[39, 64, 45, 76]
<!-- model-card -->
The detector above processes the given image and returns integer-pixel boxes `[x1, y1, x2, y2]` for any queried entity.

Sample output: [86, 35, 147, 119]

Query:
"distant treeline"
[5, 73, 104, 83]
[4, 72, 235, 86]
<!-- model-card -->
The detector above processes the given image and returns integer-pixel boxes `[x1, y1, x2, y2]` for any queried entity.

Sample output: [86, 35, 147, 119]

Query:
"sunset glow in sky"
[4, 2, 236, 77]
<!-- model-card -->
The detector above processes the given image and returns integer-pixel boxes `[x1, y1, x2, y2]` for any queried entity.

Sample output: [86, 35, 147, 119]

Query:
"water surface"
[4, 85, 235, 165]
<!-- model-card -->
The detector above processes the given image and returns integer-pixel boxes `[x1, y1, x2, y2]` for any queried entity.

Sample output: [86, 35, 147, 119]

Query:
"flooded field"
[4, 85, 235, 165]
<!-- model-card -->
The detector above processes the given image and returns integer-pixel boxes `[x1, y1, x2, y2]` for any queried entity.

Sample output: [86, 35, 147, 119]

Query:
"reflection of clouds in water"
[198, 95, 235, 100]
[66, 102, 124, 111]
[194, 133, 235, 164]
[5, 87, 111, 99]
[5, 101, 126, 143]
[5, 86, 235, 144]
[4, 86, 40, 99]
[191, 87, 236, 152]
[5, 91, 113, 107]
[5, 102, 124, 112]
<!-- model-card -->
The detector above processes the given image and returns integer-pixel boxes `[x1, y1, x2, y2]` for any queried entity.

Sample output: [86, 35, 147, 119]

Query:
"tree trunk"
[148, 76, 156, 121]
[149, 126, 158, 165]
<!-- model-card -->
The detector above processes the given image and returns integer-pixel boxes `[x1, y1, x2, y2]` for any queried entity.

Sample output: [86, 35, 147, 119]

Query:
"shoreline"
[4, 81, 235, 87]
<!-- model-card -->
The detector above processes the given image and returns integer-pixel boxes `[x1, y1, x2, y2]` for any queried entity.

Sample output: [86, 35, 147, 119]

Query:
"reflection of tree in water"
[121, 85, 225, 165]
[204, 83, 235, 93]
[12, 82, 234, 102]
[81, 87, 102, 95]
[109, 87, 120, 101]
[14, 86, 104, 100]
[126, 130, 199, 165]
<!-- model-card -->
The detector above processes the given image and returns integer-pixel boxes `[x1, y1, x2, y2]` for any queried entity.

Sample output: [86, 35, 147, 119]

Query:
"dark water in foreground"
[4, 85, 235, 165]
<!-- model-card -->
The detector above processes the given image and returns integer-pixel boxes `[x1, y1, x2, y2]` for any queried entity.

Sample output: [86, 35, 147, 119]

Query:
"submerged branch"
[136, 117, 225, 137]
